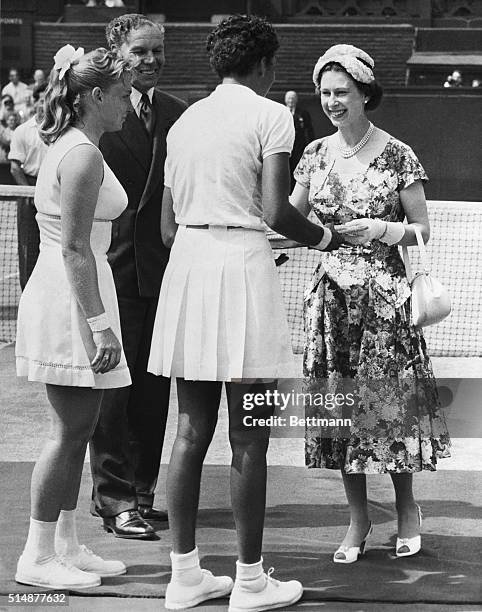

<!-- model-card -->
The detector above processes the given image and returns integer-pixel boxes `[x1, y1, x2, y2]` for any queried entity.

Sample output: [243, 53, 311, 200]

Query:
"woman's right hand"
[335, 218, 386, 245]
[91, 328, 122, 374]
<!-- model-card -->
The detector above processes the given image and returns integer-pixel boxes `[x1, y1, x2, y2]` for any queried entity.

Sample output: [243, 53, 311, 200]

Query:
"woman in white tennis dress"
[15, 46, 131, 590]
[147, 15, 341, 612]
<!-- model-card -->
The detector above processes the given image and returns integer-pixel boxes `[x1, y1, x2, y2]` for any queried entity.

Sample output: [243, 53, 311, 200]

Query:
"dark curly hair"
[317, 62, 383, 111]
[206, 14, 279, 78]
[106, 13, 164, 50]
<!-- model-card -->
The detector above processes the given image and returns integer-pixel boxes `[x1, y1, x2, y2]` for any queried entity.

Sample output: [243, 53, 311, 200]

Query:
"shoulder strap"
[401, 226, 429, 282]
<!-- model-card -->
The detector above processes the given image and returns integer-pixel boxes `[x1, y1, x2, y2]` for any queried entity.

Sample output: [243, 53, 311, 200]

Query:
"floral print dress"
[294, 136, 451, 474]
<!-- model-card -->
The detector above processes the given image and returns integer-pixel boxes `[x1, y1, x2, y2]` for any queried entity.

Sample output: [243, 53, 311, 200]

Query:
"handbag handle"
[401, 225, 429, 283]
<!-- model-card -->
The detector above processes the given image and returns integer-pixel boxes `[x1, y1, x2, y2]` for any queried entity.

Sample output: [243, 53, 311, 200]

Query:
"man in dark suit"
[284, 90, 314, 189]
[89, 13, 187, 539]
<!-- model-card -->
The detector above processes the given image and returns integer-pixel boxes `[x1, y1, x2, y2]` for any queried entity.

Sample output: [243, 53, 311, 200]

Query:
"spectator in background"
[27, 69, 47, 113]
[9, 82, 48, 289]
[2, 68, 30, 119]
[284, 90, 314, 189]
[443, 70, 463, 88]
[0, 112, 20, 161]
[0, 94, 21, 126]
[31, 69, 46, 90]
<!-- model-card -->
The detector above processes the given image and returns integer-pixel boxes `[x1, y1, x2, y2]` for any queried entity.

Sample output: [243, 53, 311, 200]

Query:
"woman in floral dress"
[290, 45, 450, 562]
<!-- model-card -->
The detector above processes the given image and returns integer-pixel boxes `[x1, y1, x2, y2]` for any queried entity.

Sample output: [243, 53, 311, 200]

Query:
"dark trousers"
[17, 179, 40, 290]
[89, 296, 171, 517]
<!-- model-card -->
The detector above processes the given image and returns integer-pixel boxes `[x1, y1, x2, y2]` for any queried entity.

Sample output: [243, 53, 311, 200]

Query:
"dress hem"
[16, 356, 131, 389]
[148, 360, 297, 382]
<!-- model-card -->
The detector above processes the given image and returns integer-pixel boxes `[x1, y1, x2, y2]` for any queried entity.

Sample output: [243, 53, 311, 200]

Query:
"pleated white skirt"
[147, 226, 295, 381]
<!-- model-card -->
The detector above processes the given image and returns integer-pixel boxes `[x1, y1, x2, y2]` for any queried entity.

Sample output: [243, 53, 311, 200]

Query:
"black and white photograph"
[0, 1, 481, 611]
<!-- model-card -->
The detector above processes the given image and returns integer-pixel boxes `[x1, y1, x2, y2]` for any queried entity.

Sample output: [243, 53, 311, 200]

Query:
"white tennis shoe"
[60, 544, 127, 577]
[165, 568, 234, 610]
[228, 567, 303, 612]
[16, 553, 101, 589]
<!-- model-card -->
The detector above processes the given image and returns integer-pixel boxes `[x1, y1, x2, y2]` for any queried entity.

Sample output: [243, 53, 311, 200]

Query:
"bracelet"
[312, 226, 332, 251]
[378, 222, 389, 241]
[86, 312, 110, 333]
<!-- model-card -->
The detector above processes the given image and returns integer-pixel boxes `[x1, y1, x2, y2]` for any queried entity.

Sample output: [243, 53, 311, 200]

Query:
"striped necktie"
[139, 92, 154, 135]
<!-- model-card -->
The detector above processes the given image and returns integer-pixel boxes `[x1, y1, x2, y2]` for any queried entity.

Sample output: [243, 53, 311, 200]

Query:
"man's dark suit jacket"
[291, 107, 315, 170]
[99, 89, 187, 297]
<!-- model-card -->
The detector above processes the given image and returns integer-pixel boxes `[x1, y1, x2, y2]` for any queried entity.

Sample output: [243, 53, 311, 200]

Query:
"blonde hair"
[39, 47, 128, 145]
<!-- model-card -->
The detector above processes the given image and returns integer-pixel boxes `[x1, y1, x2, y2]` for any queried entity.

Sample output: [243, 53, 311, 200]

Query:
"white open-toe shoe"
[333, 522, 373, 564]
[396, 504, 423, 557]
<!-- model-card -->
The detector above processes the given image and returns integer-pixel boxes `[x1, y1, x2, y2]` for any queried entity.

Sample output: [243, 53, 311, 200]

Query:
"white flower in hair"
[53, 44, 84, 80]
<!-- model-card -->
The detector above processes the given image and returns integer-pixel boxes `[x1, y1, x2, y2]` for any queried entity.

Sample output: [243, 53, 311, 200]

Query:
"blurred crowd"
[443, 69, 481, 88]
[0, 67, 47, 162]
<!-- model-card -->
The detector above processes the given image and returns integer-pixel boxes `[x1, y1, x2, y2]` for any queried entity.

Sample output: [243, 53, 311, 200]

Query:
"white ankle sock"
[235, 558, 265, 591]
[23, 517, 56, 563]
[55, 509, 81, 556]
[170, 547, 203, 587]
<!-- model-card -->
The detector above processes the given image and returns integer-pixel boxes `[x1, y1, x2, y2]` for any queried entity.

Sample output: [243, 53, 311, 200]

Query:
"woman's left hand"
[90, 328, 122, 374]
[335, 218, 385, 245]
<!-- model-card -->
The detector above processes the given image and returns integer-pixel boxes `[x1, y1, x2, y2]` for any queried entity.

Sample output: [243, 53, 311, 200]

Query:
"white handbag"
[401, 226, 451, 329]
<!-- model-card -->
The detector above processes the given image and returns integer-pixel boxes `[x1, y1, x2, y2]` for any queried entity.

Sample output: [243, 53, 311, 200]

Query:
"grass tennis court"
[1, 345, 481, 470]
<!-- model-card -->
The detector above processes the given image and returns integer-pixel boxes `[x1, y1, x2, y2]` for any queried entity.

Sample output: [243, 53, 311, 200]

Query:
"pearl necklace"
[338, 122, 374, 158]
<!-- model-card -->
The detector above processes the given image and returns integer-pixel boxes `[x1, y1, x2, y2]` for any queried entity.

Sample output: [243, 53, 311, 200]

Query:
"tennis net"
[0, 186, 30, 345]
[1, 190, 481, 356]
[270, 200, 482, 357]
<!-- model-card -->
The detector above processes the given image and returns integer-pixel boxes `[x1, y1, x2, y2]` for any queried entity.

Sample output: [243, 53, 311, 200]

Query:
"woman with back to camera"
[15, 44, 132, 589]
[289, 45, 450, 563]
[147, 14, 342, 612]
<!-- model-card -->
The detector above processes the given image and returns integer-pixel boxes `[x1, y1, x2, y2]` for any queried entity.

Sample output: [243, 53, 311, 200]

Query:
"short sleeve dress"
[16, 127, 131, 389]
[294, 136, 450, 473]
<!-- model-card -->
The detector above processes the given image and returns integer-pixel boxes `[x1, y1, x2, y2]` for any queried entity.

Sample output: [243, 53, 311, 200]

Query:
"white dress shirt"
[2, 81, 30, 112]
[130, 87, 154, 118]
[8, 115, 47, 177]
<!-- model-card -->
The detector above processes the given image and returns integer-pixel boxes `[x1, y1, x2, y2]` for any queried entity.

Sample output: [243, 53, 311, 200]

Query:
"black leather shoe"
[138, 505, 168, 522]
[103, 510, 156, 539]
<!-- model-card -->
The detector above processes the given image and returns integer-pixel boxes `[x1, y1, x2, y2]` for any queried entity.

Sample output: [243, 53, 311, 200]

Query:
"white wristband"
[86, 312, 110, 333]
[312, 226, 332, 251]
[379, 221, 405, 245]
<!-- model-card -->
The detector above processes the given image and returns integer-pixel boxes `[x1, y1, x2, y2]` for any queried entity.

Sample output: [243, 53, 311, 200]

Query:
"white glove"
[334, 218, 384, 244]
[335, 218, 405, 245]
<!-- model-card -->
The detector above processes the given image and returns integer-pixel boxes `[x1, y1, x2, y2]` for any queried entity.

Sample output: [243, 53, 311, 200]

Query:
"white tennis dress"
[147, 84, 296, 381]
[16, 127, 131, 389]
